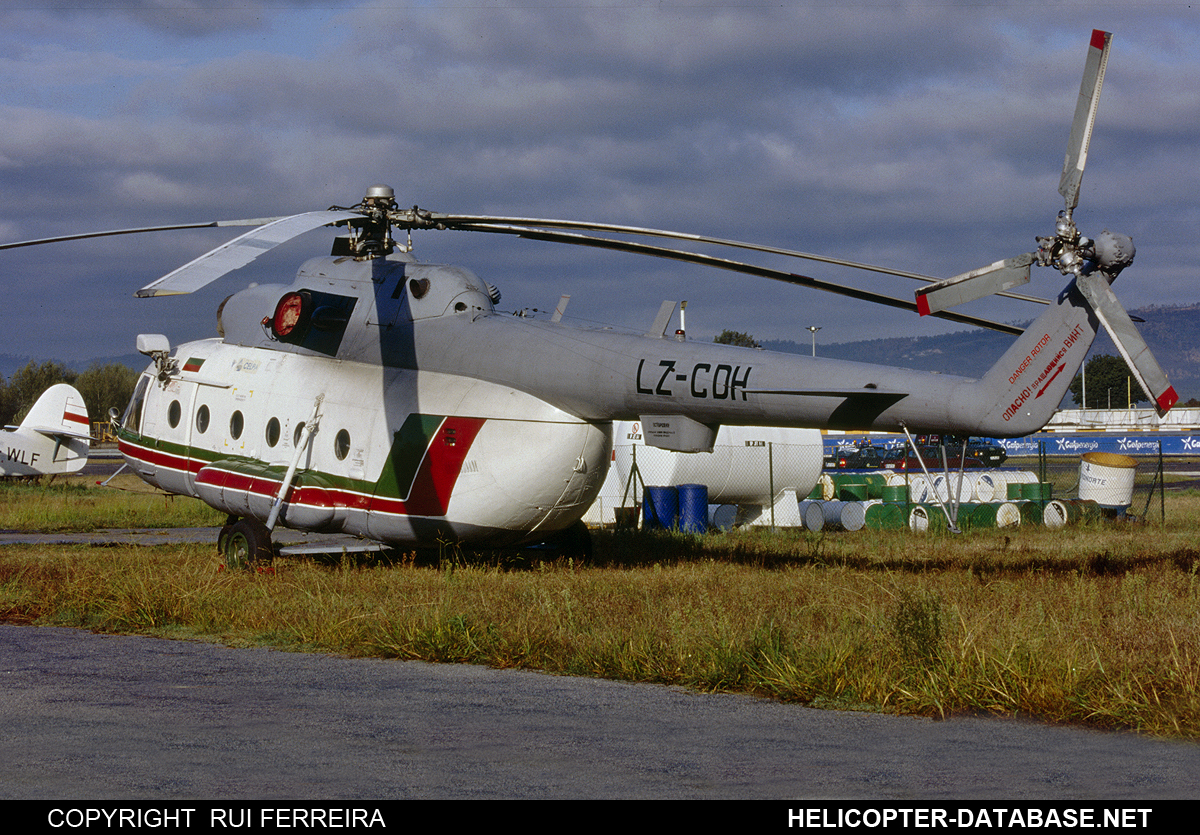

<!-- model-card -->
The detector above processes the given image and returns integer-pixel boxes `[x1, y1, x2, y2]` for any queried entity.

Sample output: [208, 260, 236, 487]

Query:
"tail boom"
[964, 279, 1097, 436]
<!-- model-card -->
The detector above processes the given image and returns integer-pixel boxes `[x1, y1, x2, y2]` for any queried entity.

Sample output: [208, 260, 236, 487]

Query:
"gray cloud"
[1, 3, 1196, 364]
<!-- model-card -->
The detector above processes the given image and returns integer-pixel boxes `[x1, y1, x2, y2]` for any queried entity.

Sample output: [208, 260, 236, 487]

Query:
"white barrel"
[798, 500, 819, 530]
[821, 500, 847, 531]
[1079, 452, 1137, 508]
[710, 504, 738, 531]
[908, 504, 941, 532]
[839, 500, 880, 532]
[932, 474, 970, 503]
[995, 501, 1023, 528]
[815, 473, 836, 501]
[803, 500, 827, 531]
[974, 472, 999, 503]
[989, 471, 1011, 501]
[908, 474, 932, 503]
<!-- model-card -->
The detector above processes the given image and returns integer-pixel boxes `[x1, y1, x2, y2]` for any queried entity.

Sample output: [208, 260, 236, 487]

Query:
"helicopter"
[1, 30, 1175, 563]
[0, 384, 90, 479]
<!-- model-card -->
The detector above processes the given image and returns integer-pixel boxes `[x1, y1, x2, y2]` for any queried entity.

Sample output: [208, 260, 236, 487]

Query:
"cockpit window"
[121, 376, 151, 433]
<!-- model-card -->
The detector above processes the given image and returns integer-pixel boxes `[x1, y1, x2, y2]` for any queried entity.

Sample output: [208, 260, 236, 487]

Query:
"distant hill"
[760, 303, 1200, 404]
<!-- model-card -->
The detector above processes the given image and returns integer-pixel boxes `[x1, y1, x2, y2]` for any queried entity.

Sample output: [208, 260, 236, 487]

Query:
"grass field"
[2, 475, 1199, 739]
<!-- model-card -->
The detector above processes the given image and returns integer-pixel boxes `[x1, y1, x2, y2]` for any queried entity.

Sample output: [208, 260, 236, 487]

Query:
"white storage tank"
[611, 421, 823, 505]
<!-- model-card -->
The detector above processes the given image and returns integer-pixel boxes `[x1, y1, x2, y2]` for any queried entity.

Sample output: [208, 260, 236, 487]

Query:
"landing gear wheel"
[222, 519, 274, 570]
[217, 515, 238, 557]
[551, 520, 593, 563]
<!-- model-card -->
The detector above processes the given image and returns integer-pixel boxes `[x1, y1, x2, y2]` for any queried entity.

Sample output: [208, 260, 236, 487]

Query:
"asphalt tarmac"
[3, 623, 1199, 800]
[8, 452, 1200, 800]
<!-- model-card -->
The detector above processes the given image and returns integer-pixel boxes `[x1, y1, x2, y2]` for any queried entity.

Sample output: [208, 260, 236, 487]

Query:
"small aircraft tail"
[964, 280, 1098, 437]
[20, 384, 92, 440]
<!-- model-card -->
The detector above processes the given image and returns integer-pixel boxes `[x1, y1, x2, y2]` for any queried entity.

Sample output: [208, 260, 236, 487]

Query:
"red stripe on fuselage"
[402, 416, 486, 515]
[147, 415, 487, 521]
[119, 437, 202, 476]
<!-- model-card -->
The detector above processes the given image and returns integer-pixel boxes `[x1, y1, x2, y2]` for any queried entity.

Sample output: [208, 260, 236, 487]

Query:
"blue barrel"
[677, 483, 709, 533]
[643, 486, 679, 530]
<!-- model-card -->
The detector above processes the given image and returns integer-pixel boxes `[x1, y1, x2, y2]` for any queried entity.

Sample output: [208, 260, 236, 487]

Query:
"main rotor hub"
[329, 184, 403, 259]
[364, 184, 396, 203]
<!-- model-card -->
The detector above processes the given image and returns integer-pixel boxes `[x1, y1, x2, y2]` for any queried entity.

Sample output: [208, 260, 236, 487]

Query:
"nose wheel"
[219, 518, 275, 570]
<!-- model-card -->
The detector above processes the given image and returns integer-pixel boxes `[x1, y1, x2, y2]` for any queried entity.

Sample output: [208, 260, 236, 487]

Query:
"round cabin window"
[195, 404, 210, 434]
[230, 410, 244, 440]
[266, 417, 281, 448]
[334, 429, 351, 461]
[167, 400, 181, 428]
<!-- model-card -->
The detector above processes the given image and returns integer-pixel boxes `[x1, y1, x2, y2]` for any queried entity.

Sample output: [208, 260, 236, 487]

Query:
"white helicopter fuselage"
[116, 249, 1096, 547]
[118, 341, 611, 546]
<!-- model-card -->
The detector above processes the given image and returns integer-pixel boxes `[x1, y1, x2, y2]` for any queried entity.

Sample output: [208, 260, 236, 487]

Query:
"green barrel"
[1020, 482, 1053, 501]
[1043, 499, 1102, 529]
[865, 502, 906, 530]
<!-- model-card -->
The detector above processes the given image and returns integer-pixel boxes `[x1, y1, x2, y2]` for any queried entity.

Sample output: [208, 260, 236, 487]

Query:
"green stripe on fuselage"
[118, 412, 447, 501]
[373, 413, 445, 501]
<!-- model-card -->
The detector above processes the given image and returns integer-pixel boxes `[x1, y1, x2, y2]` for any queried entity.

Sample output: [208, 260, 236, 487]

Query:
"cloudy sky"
[2, 1, 1197, 367]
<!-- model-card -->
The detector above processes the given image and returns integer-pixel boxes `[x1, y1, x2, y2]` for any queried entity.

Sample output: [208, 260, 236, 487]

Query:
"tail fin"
[964, 280, 1097, 436]
[20, 384, 91, 439]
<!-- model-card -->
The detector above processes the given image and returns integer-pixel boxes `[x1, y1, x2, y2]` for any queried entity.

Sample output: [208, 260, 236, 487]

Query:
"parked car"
[964, 437, 1008, 466]
[829, 436, 1006, 470]
[905, 434, 1008, 467]
[833, 445, 892, 469]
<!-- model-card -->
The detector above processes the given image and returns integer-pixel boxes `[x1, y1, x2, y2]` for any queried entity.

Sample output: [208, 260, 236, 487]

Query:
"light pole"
[807, 326, 821, 357]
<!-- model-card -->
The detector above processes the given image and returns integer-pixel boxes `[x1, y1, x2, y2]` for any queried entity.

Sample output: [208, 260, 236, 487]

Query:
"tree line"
[0, 361, 139, 428]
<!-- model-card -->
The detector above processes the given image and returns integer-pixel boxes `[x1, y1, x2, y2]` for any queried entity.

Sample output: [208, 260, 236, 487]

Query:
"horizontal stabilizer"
[916, 253, 1034, 315]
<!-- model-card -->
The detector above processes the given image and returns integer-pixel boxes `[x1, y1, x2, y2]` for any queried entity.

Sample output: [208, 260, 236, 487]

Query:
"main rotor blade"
[1060, 29, 1111, 212]
[915, 253, 1036, 316]
[135, 210, 362, 297]
[474, 224, 1023, 336]
[0, 218, 288, 251]
[1076, 271, 1177, 415]
[427, 212, 942, 282]
[425, 212, 1049, 306]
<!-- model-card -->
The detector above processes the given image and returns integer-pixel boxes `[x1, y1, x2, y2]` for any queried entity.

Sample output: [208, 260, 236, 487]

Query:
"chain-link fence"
[593, 441, 822, 530]
[589, 439, 1174, 533]
[1002, 443, 1169, 526]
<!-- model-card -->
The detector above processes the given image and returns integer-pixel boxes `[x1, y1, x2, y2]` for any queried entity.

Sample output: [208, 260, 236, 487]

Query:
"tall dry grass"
[3, 514, 1199, 738]
[0, 475, 224, 531]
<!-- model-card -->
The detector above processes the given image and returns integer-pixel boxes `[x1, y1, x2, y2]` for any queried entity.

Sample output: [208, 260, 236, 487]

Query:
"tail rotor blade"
[1076, 272, 1177, 415]
[915, 253, 1035, 316]
[1059, 30, 1111, 212]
